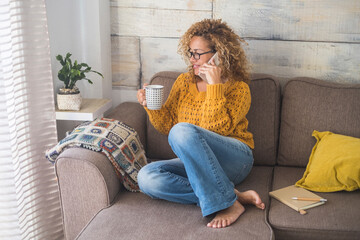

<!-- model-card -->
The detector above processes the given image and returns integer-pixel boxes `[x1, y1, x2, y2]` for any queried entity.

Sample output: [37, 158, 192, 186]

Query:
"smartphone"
[198, 52, 219, 82]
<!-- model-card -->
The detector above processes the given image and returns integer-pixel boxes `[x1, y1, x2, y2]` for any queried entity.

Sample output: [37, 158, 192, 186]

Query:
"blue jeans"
[137, 122, 254, 217]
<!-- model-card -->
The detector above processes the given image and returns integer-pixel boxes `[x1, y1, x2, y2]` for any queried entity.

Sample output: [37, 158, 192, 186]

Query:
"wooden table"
[55, 98, 112, 121]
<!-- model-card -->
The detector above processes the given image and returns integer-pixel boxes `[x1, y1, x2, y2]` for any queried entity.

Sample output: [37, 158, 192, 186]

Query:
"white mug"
[145, 85, 164, 110]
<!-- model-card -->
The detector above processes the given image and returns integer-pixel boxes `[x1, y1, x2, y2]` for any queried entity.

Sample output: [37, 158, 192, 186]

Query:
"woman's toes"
[207, 220, 214, 228]
[219, 220, 224, 228]
[214, 220, 219, 228]
[207, 201, 245, 228]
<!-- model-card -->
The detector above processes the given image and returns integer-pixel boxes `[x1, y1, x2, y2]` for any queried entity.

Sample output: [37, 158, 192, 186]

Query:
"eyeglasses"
[187, 50, 215, 60]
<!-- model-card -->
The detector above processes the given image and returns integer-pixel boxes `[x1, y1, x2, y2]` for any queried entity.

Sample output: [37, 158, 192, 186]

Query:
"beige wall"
[111, 0, 360, 105]
[46, 0, 113, 140]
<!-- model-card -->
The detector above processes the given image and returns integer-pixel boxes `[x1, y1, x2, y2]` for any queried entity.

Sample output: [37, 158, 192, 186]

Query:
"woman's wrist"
[206, 84, 224, 99]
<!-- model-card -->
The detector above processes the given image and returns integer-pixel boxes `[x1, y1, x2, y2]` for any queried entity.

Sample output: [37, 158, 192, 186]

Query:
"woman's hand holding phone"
[198, 52, 222, 84]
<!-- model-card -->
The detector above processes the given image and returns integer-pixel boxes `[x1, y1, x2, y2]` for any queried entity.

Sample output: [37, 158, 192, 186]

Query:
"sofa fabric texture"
[247, 74, 281, 166]
[56, 148, 120, 240]
[278, 78, 360, 167]
[77, 166, 274, 240]
[270, 167, 360, 240]
[55, 71, 360, 240]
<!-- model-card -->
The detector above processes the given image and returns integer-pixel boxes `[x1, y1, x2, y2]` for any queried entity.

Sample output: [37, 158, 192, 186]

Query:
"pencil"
[292, 197, 327, 202]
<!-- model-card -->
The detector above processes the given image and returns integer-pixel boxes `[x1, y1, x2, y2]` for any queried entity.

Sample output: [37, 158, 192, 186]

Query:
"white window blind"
[0, 0, 63, 239]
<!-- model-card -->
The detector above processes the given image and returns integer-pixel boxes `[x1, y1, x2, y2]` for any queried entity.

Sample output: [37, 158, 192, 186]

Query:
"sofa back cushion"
[278, 77, 360, 167]
[146, 71, 281, 166]
[248, 74, 281, 166]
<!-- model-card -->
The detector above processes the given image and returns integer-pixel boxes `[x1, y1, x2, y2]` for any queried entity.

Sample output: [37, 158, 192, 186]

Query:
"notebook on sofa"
[269, 185, 326, 214]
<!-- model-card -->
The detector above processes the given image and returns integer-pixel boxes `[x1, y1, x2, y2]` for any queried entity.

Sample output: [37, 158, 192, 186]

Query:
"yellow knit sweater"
[145, 72, 254, 149]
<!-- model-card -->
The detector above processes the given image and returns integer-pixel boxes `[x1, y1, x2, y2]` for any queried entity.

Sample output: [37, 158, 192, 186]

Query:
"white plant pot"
[57, 92, 82, 111]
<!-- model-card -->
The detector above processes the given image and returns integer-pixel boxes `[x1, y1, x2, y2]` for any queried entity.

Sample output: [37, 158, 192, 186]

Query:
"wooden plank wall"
[111, 0, 360, 91]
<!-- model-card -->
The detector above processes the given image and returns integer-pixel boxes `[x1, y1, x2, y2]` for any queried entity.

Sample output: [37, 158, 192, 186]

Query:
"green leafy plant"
[56, 53, 103, 90]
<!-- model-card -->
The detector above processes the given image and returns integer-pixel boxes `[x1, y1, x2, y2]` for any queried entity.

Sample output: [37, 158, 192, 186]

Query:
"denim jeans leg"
[137, 158, 200, 205]
[168, 122, 253, 217]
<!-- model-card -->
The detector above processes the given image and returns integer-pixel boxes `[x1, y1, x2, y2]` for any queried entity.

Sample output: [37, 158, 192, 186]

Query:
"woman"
[136, 19, 265, 229]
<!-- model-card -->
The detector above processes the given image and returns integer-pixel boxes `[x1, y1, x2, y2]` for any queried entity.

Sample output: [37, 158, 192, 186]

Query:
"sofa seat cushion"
[77, 166, 274, 240]
[269, 166, 360, 240]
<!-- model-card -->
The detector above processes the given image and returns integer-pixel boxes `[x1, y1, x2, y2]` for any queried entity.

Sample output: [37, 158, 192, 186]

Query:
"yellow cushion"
[295, 130, 360, 192]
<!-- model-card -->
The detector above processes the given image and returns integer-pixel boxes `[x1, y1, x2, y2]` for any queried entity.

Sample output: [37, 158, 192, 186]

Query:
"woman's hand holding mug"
[137, 83, 148, 106]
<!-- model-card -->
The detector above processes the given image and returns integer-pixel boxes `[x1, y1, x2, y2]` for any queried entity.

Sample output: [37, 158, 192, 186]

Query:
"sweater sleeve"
[199, 81, 251, 136]
[144, 74, 185, 135]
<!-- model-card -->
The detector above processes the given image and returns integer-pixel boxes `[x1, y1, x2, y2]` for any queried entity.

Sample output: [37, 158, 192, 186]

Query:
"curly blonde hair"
[178, 19, 250, 84]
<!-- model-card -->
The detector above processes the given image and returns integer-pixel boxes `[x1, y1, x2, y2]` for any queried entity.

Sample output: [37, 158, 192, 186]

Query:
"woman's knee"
[137, 164, 155, 193]
[137, 163, 165, 197]
[168, 122, 197, 146]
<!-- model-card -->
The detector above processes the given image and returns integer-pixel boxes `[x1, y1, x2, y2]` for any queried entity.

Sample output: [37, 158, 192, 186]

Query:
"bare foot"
[235, 189, 265, 210]
[207, 201, 245, 228]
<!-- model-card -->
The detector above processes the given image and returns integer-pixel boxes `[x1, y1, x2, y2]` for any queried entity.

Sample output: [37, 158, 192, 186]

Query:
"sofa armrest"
[55, 148, 120, 240]
[107, 102, 147, 150]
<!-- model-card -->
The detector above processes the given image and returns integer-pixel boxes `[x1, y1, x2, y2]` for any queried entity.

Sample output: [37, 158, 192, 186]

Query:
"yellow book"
[269, 185, 326, 213]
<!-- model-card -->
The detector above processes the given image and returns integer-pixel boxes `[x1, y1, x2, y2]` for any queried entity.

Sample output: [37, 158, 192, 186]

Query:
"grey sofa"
[55, 71, 360, 240]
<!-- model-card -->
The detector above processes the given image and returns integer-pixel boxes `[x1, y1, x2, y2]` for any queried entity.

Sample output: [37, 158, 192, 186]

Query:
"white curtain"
[0, 0, 63, 239]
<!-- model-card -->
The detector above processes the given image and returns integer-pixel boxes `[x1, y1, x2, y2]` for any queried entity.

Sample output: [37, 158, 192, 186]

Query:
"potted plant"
[56, 52, 103, 110]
